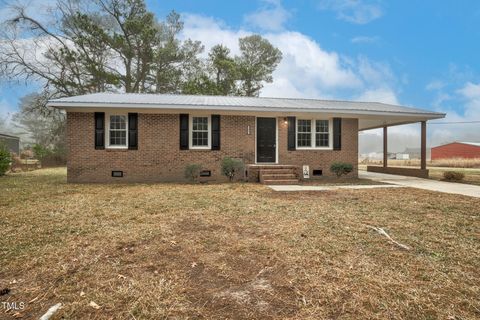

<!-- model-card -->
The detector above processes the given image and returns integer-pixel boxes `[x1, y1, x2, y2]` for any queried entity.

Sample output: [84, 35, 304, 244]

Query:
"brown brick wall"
[67, 112, 358, 183]
[367, 166, 428, 178]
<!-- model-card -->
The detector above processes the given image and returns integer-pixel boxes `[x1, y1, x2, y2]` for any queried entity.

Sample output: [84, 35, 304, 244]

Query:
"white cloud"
[356, 56, 395, 87]
[265, 31, 362, 91]
[318, 0, 384, 24]
[181, 14, 249, 55]
[457, 82, 480, 99]
[243, 0, 291, 32]
[457, 82, 480, 119]
[356, 88, 399, 105]
[0, 98, 16, 129]
[432, 92, 452, 107]
[0, 98, 13, 116]
[351, 36, 379, 44]
[425, 80, 445, 91]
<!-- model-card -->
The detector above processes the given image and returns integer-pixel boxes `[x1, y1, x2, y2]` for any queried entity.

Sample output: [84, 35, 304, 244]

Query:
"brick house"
[47, 93, 444, 183]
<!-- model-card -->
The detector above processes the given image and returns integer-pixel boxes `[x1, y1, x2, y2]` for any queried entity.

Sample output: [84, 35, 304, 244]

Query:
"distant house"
[0, 133, 20, 154]
[431, 142, 480, 160]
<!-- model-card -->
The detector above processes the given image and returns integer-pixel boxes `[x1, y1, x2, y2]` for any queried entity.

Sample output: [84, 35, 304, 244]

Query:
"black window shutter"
[333, 117, 342, 150]
[211, 115, 220, 150]
[179, 114, 189, 150]
[287, 116, 296, 151]
[128, 113, 138, 150]
[94, 112, 105, 150]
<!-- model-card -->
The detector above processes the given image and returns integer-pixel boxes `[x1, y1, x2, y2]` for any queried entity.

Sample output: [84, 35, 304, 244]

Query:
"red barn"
[431, 142, 480, 160]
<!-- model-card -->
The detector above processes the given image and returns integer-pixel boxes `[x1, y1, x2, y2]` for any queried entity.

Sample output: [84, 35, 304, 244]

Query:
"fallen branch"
[39, 303, 62, 320]
[367, 225, 411, 250]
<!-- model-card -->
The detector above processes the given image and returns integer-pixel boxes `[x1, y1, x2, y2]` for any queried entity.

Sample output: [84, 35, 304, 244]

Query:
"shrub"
[221, 157, 245, 182]
[443, 171, 465, 181]
[32, 144, 51, 160]
[31, 144, 66, 166]
[184, 164, 202, 183]
[0, 143, 12, 176]
[330, 162, 353, 178]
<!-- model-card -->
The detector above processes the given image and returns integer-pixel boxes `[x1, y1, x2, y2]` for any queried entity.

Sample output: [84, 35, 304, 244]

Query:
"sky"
[1, 0, 480, 154]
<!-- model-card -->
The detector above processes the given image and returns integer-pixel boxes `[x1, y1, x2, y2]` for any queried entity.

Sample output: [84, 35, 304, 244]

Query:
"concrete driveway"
[360, 170, 480, 198]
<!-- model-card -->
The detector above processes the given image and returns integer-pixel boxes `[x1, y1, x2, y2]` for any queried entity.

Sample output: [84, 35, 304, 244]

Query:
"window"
[107, 114, 128, 148]
[296, 118, 331, 149]
[315, 120, 329, 147]
[190, 116, 211, 149]
[297, 120, 311, 147]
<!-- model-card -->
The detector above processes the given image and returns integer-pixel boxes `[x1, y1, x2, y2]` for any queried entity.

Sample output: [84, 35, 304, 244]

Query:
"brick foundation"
[367, 165, 429, 178]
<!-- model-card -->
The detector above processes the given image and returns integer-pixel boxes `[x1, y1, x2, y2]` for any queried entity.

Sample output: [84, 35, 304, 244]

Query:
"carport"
[359, 109, 445, 178]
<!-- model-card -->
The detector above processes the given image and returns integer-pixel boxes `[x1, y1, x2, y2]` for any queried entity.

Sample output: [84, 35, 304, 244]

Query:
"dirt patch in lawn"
[0, 168, 479, 319]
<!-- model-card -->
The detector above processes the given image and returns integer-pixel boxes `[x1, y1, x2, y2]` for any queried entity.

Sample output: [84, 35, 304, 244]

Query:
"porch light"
[283, 117, 288, 125]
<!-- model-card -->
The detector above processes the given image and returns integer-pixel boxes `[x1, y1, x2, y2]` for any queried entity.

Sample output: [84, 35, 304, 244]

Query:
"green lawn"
[1, 168, 479, 319]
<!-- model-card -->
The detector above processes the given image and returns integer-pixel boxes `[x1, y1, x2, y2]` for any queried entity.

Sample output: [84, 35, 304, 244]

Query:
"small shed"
[0, 133, 20, 154]
[431, 142, 480, 160]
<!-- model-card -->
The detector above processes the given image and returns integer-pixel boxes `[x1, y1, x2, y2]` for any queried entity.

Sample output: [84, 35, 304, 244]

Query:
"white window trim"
[106, 112, 128, 149]
[189, 115, 211, 150]
[296, 118, 333, 150]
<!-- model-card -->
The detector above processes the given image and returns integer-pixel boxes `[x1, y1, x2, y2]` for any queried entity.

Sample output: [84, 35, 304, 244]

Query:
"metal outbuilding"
[0, 133, 20, 154]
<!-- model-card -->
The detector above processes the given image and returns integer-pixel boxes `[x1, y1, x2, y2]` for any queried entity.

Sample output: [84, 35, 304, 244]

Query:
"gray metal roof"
[432, 141, 480, 148]
[48, 92, 444, 117]
[459, 142, 480, 147]
[48, 92, 446, 130]
[0, 133, 20, 140]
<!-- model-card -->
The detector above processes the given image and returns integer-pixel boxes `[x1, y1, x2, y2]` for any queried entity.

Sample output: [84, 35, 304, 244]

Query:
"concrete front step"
[263, 179, 299, 185]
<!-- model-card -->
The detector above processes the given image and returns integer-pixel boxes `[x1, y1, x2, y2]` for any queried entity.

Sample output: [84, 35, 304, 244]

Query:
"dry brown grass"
[428, 168, 480, 186]
[359, 164, 480, 186]
[362, 158, 480, 168]
[1, 168, 479, 319]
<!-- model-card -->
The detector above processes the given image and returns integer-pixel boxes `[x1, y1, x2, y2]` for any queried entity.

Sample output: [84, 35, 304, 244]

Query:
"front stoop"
[256, 166, 299, 185]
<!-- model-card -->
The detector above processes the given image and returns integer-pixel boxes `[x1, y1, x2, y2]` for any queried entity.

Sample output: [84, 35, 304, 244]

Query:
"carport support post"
[383, 126, 387, 168]
[421, 121, 427, 170]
